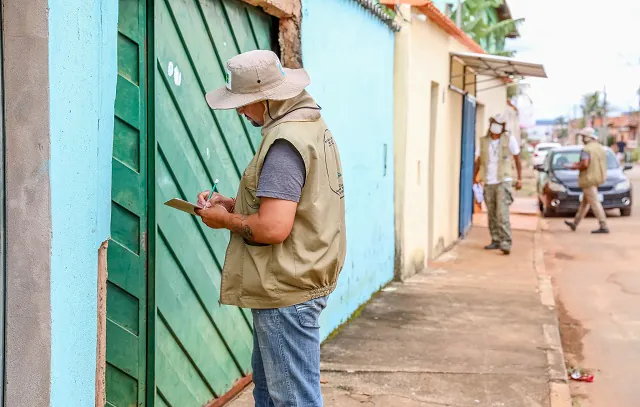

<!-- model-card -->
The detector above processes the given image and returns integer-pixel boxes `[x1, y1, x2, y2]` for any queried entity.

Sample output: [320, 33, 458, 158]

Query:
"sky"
[506, 0, 640, 121]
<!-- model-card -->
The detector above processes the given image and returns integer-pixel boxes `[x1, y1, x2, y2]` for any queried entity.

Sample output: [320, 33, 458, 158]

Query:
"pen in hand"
[203, 179, 219, 208]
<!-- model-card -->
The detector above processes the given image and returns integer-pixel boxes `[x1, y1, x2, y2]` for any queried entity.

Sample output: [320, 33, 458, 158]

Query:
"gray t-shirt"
[256, 139, 306, 202]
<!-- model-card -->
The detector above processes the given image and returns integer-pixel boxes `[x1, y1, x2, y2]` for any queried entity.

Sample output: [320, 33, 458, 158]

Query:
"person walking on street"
[474, 114, 523, 255]
[616, 138, 627, 164]
[564, 127, 609, 234]
[196, 50, 346, 407]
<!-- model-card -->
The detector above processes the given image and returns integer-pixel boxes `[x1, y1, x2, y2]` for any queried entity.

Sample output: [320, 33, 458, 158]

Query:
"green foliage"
[555, 116, 569, 140]
[450, 0, 523, 55]
[606, 135, 615, 147]
[581, 91, 607, 121]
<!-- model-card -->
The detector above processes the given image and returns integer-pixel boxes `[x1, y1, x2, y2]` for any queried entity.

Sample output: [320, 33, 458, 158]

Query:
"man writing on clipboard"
[194, 50, 346, 407]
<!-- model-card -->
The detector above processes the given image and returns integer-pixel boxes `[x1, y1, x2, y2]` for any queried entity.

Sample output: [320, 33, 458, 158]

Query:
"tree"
[554, 116, 568, 140]
[449, 0, 523, 56]
[581, 91, 607, 126]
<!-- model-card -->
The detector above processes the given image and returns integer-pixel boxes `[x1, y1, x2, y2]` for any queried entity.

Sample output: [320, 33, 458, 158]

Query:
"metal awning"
[451, 52, 547, 80]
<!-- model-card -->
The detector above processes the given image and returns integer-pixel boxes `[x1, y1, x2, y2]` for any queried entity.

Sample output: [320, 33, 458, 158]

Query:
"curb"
[533, 223, 572, 407]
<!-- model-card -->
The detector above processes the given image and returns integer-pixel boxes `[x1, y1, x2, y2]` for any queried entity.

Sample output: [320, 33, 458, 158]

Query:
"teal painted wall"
[48, 0, 118, 405]
[301, 0, 396, 340]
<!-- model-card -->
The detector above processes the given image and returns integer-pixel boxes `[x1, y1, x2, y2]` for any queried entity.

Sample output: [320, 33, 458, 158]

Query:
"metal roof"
[451, 52, 547, 80]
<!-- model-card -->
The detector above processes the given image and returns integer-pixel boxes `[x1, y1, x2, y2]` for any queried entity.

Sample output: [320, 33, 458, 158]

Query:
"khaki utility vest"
[578, 142, 607, 188]
[478, 133, 512, 183]
[220, 115, 347, 309]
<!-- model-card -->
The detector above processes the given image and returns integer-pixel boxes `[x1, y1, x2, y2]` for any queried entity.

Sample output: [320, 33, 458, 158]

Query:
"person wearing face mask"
[564, 127, 609, 234]
[474, 114, 523, 255]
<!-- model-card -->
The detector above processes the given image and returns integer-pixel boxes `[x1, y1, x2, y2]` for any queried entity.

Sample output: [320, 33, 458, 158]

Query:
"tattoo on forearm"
[241, 225, 254, 241]
[228, 214, 256, 242]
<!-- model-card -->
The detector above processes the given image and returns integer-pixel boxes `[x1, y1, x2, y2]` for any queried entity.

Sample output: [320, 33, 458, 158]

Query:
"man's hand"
[197, 190, 234, 212]
[515, 180, 522, 190]
[196, 205, 230, 229]
[196, 197, 297, 245]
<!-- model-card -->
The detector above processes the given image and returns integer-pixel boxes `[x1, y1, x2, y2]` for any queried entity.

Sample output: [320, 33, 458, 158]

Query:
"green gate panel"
[107, 0, 148, 406]
[154, 0, 274, 403]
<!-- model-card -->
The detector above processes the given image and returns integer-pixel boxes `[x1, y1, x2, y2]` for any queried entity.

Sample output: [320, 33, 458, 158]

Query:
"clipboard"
[164, 198, 203, 216]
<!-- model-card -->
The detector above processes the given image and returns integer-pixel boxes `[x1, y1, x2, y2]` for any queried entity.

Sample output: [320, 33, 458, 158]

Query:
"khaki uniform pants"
[484, 182, 514, 248]
[574, 185, 607, 226]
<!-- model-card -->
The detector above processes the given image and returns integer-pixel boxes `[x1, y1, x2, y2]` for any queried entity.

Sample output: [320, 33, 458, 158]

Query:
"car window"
[605, 150, 618, 169]
[551, 150, 620, 170]
[551, 151, 580, 169]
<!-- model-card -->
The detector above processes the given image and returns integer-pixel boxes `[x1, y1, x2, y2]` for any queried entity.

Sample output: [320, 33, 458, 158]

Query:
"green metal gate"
[108, 0, 275, 405]
[107, 0, 149, 406]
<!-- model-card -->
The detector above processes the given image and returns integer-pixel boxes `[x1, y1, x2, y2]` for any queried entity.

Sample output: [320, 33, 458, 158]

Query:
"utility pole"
[456, 0, 462, 27]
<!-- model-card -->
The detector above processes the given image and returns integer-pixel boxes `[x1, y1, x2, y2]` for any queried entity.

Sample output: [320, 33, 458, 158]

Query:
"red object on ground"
[570, 374, 595, 383]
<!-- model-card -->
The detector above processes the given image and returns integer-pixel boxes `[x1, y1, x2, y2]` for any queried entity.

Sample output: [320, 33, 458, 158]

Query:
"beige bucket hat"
[577, 127, 597, 140]
[206, 50, 310, 110]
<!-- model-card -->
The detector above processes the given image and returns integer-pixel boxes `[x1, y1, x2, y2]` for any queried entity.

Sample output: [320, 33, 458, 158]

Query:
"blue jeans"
[251, 296, 328, 407]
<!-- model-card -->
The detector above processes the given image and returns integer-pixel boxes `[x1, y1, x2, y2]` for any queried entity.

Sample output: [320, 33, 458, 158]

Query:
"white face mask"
[490, 123, 504, 135]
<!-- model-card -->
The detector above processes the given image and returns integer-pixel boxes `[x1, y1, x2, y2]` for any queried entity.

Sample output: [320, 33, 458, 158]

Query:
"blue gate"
[458, 94, 476, 237]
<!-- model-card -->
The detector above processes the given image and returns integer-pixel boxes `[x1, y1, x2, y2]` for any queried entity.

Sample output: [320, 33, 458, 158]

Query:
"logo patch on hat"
[225, 67, 232, 90]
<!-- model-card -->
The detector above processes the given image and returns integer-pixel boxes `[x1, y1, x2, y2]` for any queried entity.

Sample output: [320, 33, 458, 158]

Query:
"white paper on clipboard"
[164, 198, 203, 216]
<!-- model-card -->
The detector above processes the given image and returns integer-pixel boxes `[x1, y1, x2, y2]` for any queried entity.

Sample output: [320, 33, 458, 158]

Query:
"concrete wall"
[48, 0, 118, 405]
[394, 7, 507, 279]
[2, 0, 52, 405]
[301, 0, 395, 340]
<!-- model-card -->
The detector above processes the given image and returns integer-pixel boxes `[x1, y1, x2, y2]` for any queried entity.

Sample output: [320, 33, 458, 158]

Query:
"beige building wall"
[394, 7, 507, 280]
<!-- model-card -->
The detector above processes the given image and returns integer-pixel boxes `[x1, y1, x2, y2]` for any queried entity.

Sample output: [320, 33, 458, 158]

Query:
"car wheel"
[621, 207, 632, 217]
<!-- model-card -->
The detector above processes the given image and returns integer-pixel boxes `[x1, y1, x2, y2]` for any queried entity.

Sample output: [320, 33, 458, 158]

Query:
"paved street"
[230, 222, 564, 407]
[542, 165, 640, 407]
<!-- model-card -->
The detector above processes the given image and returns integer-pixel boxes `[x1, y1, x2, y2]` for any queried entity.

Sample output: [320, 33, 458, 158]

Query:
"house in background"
[594, 112, 639, 149]
[392, 2, 544, 280]
[568, 112, 639, 148]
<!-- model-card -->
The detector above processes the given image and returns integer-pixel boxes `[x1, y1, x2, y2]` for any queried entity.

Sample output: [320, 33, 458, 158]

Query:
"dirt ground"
[542, 165, 640, 407]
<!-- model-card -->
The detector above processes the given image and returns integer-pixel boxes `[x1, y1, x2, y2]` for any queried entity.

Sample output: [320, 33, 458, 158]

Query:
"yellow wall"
[394, 7, 507, 279]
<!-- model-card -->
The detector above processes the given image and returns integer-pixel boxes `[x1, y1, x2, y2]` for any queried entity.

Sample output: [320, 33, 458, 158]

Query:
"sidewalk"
[473, 196, 540, 232]
[229, 222, 569, 406]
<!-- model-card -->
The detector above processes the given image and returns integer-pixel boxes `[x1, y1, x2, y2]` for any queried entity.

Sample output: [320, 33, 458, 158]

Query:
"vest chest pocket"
[323, 130, 344, 198]
[241, 165, 260, 212]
